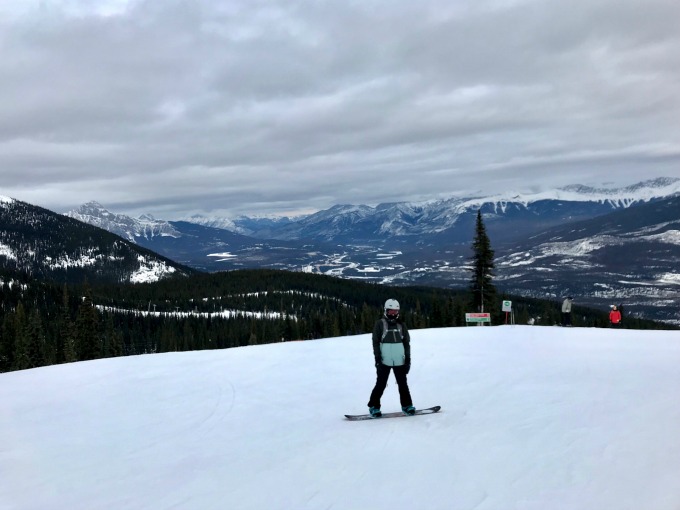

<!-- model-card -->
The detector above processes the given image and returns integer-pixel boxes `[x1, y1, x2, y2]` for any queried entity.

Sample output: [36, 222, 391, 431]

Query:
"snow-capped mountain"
[66, 201, 181, 242]
[62, 178, 680, 322]
[493, 195, 680, 322]
[181, 214, 242, 233]
[228, 177, 680, 243]
[65, 204, 338, 272]
[185, 213, 294, 237]
[72, 178, 680, 245]
[1, 198, 192, 284]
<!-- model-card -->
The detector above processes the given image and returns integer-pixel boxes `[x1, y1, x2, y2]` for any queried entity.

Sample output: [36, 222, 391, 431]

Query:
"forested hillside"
[0, 197, 193, 283]
[1, 268, 672, 373]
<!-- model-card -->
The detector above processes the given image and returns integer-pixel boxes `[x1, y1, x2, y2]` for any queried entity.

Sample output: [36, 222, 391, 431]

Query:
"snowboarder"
[367, 299, 415, 417]
[609, 305, 622, 327]
[561, 297, 573, 326]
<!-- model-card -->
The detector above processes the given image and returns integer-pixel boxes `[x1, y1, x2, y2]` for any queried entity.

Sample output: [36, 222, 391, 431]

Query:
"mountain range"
[1, 178, 678, 323]
[59, 177, 680, 323]
[0, 195, 192, 284]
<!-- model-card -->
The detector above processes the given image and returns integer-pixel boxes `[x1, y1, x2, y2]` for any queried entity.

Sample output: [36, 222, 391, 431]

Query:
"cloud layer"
[1, 0, 679, 217]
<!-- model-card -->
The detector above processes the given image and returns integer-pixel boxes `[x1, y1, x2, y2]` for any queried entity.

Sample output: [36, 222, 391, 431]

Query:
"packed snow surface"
[2, 326, 680, 510]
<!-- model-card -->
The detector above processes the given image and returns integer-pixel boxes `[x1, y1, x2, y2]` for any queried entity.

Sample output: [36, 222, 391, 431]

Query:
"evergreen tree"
[360, 303, 375, 332]
[12, 303, 31, 370]
[430, 295, 444, 327]
[468, 210, 497, 314]
[75, 286, 101, 361]
[413, 299, 426, 329]
[103, 313, 124, 358]
[61, 285, 78, 363]
[1, 312, 17, 372]
[27, 309, 47, 367]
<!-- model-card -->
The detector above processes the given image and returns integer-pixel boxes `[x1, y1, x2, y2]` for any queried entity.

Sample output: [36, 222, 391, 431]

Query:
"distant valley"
[62, 178, 680, 323]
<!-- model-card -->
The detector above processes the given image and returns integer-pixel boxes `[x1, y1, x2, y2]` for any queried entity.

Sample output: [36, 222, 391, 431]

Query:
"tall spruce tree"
[60, 285, 78, 363]
[1, 312, 17, 372]
[468, 210, 497, 314]
[12, 303, 31, 370]
[75, 285, 100, 361]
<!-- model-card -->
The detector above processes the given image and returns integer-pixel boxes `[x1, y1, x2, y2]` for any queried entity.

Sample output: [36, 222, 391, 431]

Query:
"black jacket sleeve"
[401, 322, 411, 365]
[372, 320, 382, 364]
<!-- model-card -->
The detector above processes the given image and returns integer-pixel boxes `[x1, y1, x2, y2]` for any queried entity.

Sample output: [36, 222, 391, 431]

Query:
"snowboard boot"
[369, 406, 382, 418]
[402, 405, 416, 416]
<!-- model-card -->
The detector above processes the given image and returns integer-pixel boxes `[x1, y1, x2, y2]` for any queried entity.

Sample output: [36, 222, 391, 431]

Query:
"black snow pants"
[368, 364, 412, 408]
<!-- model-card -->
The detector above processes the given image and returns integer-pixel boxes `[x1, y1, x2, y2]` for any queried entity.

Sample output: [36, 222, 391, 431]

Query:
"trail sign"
[502, 300, 512, 312]
[465, 313, 491, 323]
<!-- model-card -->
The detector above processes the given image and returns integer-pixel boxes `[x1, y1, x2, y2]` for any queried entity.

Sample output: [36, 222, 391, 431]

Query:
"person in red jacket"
[609, 305, 622, 327]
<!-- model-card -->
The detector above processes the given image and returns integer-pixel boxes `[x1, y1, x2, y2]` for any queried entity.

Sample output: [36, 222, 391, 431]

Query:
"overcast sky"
[1, 0, 679, 219]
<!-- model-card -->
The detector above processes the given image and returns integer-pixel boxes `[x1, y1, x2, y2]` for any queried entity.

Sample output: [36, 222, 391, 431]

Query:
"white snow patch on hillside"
[375, 251, 402, 260]
[658, 273, 680, 285]
[0, 195, 15, 205]
[45, 254, 98, 269]
[356, 266, 381, 273]
[1, 326, 680, 510]
[645, 230, 680, 244]
[129, 257, 176, 283]
[632, 221, 679, 235]
[542, 237, 619, 257]
[207, 252, 237, 260]
[0, 242, 17, 260]
[97, 305, 291, 320]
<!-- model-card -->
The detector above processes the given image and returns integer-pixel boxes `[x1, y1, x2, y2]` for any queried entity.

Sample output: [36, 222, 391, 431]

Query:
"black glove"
[405, 361, 411, 374]
[375, 359, 382, 368]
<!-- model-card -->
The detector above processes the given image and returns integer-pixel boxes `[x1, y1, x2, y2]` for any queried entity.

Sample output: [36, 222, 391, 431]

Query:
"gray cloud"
[1, 0, 679, 218]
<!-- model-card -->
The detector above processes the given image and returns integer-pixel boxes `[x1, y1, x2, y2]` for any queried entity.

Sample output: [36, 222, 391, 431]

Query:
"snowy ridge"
[182, 214, 241, 233]
[70, 178, 680, 240]
[236, 177, 680, 238]
[0, 195, 15, 206]
[467, 177, 680, 209]
[1, 198, 189, 284]
[66, 202, 181, 242]
[2, 326, 679, 509]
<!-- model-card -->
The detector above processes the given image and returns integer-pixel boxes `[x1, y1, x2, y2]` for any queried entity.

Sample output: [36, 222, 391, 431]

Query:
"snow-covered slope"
[0, 197, 190, 284]
[2, 326, 679, 510]
[494, 195, 680, 322]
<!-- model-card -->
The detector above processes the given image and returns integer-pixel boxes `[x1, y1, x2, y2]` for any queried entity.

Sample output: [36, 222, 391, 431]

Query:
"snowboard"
[345, 405, 441, 421]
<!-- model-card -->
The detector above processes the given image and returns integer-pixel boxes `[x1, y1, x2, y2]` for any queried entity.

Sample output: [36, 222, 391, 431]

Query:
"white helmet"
[384, 299, 400, 319]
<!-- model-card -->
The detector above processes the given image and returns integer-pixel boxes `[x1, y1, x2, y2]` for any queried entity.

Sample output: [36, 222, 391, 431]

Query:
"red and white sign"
[465, 313, 491, 323]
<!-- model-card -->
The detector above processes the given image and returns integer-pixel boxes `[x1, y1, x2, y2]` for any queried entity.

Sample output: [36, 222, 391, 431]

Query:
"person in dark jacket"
[367, 299, 415, 417]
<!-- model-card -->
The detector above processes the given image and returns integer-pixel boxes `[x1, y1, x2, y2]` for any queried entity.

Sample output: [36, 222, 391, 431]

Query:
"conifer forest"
[0, 268, 671, 374]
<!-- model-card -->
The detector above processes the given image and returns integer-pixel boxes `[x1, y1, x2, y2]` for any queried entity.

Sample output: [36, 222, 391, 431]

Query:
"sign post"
[501, 300, 513, 325]
[465, 312, 491, 325]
